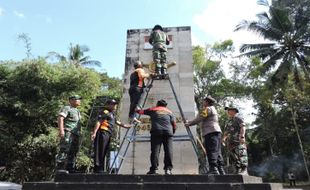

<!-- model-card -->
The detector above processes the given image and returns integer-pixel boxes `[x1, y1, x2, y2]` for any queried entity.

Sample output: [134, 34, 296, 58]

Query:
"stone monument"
[118, 26, 198, 174]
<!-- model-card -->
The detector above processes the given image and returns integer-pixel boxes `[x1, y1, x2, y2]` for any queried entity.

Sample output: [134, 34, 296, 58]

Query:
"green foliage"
[0, 58, 105, 183]
[235, 0, 310, 83]
[192, 42, 250, 174]
[192, 43, 249, 108]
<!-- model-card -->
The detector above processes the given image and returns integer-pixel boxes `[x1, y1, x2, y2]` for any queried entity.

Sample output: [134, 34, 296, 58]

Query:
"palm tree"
[47, 43, 101, 67]
[68, 44, 101, 67]
[235, 0, 310, 83]
[236, 0, 310, 181]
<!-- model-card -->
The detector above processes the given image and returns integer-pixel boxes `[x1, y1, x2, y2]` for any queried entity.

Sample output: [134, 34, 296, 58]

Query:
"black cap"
[152, 25, 163, 31]
[134, 61, 142, 69]
[106, 99, 118, 105]
[69, 95, 82, 100]
[204, 95, 216, 104]
[225, 106, 239, 113]
[157, 99, 167, 107]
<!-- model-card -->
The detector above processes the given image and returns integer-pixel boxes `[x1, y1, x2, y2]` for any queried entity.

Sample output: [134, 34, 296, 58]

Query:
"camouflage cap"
[225, 106, 239, 113]
[69, 95, 82, 100]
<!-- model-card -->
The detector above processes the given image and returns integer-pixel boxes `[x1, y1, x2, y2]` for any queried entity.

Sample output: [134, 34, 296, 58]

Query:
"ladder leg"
[167, 76, 200, 157]
[109, 79, 154, 174]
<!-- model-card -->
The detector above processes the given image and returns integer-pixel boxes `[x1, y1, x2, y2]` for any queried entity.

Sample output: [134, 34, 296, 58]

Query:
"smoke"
[249, 153, 305, 181]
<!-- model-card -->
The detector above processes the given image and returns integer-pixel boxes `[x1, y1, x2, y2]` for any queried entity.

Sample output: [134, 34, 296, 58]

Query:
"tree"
[48, 43, 101, 67]
[235, 0, 310, 84]
[17, 33, 32, 59]
[0, 59, 102, 183]
[192, 41, 249, 173]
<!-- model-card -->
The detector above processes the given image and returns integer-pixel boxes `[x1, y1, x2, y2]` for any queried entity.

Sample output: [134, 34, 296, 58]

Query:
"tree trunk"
[291, 109, 310, 181]
[196, 125, 208, 174]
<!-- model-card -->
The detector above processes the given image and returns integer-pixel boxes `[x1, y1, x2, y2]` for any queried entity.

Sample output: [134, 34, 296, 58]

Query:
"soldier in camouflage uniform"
[223, 106, 248, 175]
[149, 25, 170, 77]
[55, 95, 82, 173]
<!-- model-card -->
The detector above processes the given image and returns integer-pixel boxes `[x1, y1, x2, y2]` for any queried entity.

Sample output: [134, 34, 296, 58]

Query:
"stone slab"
[23, 182, 283, 190]
[54, 174, 263, 184]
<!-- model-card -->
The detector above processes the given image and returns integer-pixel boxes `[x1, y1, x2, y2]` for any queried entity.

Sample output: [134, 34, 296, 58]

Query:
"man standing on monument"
[149, 24, 170, 76]
[222, 105, 248, 175]
[56, 95, 82, 173]
[136, 99, 176, 175]
[185, 96, 225, 175]
[128, 61, 150, 123]
[91, 99, 132, 173]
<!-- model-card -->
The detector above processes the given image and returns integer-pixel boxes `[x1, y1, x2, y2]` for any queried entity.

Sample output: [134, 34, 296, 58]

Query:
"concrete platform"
[23, 174, 283, 190]
[54, 173, 263, 183]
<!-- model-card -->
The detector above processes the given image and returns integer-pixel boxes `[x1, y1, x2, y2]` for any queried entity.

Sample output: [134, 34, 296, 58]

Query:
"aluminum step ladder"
[108, 74, 201, 174]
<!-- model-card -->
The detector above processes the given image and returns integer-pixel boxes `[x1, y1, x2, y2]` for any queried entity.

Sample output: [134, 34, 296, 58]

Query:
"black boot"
[208, 166, 219, 175]
[55, 162, 69, 174]
[155, 67, 161, 75]
[161, 67, 168, 79]
[66, 163, 76, 173]
[147, 170, 158, 175]
[218, 166, 226, 175]
[165, 169, 172, 175]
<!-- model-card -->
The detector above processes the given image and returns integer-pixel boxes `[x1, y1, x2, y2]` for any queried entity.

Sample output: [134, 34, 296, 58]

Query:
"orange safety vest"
[100, 119, 109, 131]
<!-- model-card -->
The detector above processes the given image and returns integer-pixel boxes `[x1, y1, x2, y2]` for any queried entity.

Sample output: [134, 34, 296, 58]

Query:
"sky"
[0, 0, 269, 123]
[0, 0, 269, 78]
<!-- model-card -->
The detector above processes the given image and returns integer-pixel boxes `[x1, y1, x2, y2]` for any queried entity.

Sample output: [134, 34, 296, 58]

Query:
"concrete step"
[23, 174, 283, 190]
[54, 173, 262, 184]
[23, 182, 283, 190]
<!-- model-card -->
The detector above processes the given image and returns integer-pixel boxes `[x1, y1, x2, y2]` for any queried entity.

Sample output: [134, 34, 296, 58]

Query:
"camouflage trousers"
[152, 46, 167, 73]
[228, 143, 248, 170]
[55, 130, 80, 170]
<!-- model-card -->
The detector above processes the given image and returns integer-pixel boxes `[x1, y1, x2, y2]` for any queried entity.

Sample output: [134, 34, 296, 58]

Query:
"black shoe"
[237, 167, 248, 175]
[164, 169, 172, 175]
[159, 74, 167, 80]
[147, 170, 158, 175]
[56, 169, 69, 174]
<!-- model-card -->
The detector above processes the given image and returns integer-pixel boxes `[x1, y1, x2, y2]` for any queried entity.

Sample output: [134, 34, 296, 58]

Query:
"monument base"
[23, 173, 284, 190]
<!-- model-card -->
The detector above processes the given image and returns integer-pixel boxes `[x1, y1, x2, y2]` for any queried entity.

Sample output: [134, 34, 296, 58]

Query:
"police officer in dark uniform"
[136, 99, 177, 175]
[91, 99, 131, 173]
[185, 96, 225, 175]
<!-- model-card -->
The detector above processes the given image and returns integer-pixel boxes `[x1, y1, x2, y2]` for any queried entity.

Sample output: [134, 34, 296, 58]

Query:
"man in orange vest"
[128, 61, 150, 123]
[91, 99, 131, 173]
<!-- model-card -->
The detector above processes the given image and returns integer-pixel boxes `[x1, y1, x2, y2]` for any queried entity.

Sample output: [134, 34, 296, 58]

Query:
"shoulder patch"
[200, 109, 208, 118]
